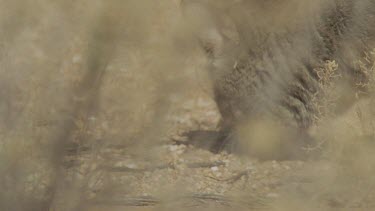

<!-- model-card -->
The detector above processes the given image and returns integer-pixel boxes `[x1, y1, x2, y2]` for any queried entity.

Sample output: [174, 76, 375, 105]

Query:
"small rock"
[72, 54, 82, 64]
[126, 163, 137, 169]
[211, 166, 219, 172]
[168, 145, 179, 152]
[266, 193, 279, 199]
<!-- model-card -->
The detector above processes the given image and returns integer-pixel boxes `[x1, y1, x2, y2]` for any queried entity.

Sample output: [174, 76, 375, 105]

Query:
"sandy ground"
[59, 94, 375, 211]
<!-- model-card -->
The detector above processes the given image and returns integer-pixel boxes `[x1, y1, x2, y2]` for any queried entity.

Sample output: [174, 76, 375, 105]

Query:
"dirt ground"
[65, 96, 304, 210]
[60, 93, 375, 211]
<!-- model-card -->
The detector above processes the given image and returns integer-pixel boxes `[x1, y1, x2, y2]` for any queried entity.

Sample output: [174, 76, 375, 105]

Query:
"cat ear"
[181, 1, 224, 57]
[199, 28, 224, 57]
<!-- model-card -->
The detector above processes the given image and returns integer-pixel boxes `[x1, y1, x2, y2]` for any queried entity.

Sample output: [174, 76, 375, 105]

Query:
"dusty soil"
[60, 94, 375, 211]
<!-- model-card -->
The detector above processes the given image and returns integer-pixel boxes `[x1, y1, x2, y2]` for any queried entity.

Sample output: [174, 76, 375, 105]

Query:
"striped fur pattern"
[191, 0, 375, 129]
[183, 0, 375, 158]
